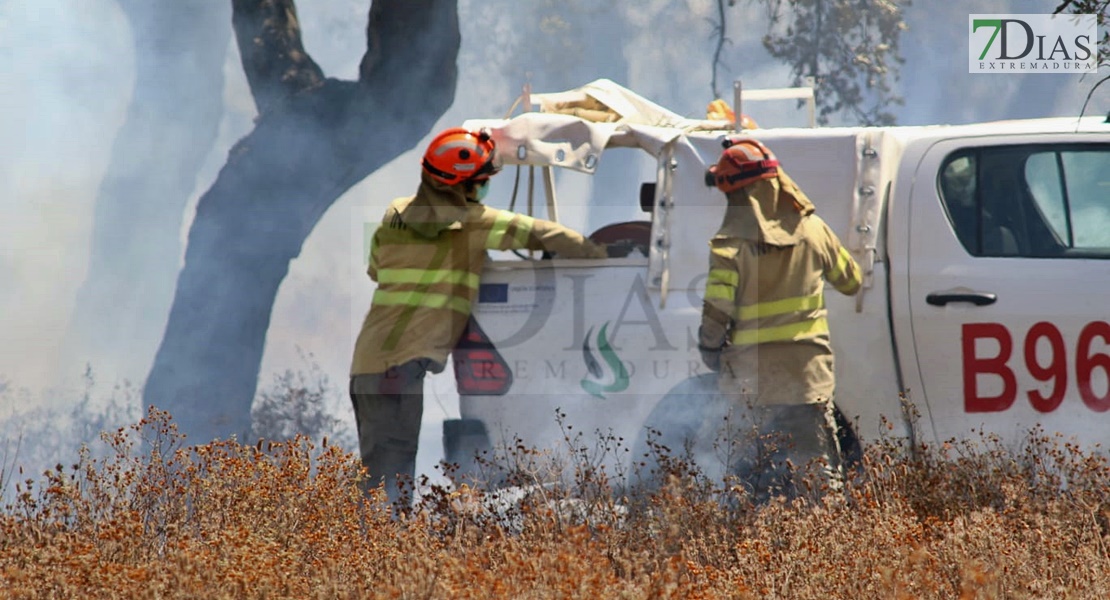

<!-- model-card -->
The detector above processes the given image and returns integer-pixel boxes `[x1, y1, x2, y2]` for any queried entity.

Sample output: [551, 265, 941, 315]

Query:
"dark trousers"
[734, 402, 844, 503]
[349, 359, 432, 504]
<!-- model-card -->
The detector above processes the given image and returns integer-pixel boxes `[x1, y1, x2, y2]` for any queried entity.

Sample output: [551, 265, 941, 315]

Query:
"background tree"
[1056, 0, 1109, 66]
[712, 0, 909, 125]
[251, 352, 353, 447]
[1056, 0, 1110, 117]
[142, 0, 460, 442]
[64, 1, 231, 383]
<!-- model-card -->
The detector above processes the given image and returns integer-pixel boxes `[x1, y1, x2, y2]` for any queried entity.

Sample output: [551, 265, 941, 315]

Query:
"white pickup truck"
[438, 79, 1110, 478]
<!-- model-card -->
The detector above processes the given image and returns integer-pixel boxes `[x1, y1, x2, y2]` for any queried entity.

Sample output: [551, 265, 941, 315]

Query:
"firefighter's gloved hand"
[605, 239, 648, 258]
[698, 344, 722, 372]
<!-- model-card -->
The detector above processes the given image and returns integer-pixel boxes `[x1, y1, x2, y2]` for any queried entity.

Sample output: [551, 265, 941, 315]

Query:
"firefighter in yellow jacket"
[699, 137, 862, 501]
[351, 127, 620, 503]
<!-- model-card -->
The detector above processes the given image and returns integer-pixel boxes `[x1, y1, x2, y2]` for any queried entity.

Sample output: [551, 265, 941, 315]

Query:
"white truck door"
[908, 137, 1110, 446]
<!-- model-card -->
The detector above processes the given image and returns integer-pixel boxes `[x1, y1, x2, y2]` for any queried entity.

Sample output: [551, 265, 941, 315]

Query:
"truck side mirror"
[640, 182, 656, 214]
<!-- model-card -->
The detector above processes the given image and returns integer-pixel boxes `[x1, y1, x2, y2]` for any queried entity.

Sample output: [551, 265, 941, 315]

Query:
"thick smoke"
[0, 1, 132, 394]
[2, 0, 1105, 487]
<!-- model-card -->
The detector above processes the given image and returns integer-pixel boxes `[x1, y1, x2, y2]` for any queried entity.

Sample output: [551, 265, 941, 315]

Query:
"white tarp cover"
[462, 80, 897, 294]
[462, 79, 727, 174]
[530, 78, 690, 127]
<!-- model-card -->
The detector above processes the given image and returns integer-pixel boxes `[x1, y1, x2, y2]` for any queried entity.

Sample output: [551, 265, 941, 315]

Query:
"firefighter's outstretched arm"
[528, 217, 609, 258]
[487, 209, 608, 258]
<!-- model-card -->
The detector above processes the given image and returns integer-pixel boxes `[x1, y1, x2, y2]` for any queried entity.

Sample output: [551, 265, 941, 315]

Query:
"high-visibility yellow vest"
[352, 194, 605, 375]
[699, 215, 861, 404]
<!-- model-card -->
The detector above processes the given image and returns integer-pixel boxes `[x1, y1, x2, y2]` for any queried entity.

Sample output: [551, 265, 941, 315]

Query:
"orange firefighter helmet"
[707, 137, 780, 193]
[422, 127, 501, 185]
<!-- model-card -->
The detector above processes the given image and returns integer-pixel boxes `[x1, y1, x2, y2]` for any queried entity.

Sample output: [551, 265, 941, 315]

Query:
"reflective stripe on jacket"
[352, 195, 605, 376]
[699, 214, 861, 405]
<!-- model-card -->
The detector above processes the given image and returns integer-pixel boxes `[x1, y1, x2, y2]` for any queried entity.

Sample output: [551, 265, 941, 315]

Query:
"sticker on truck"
[962, 321, 1110, 413]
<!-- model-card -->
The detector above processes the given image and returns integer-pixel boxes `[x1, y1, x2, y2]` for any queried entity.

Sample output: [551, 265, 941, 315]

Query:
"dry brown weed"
[1, 407, 1109, 598]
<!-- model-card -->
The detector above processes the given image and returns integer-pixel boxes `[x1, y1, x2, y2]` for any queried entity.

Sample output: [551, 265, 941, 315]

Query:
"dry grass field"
[2, 404, 1109, 599]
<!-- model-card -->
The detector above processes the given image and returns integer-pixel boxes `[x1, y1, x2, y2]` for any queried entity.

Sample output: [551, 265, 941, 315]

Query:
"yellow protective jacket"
[699, 173, 862, 405]
[351, 174, 607, 376]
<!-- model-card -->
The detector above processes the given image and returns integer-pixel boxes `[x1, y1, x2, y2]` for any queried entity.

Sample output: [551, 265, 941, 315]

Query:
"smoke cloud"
[0, 0, 132, 392]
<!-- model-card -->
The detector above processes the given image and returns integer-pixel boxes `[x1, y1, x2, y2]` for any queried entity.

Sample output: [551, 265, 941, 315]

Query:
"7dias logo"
[969, 14, 1097, 73]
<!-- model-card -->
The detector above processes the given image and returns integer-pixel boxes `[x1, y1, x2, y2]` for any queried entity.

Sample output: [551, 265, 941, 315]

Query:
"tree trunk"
[143, 0, 461, 442]
[64, 1, 231, 384]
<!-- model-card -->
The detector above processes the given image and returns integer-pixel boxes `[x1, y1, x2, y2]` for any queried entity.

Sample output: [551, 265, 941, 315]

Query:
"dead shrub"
[0, 399, 1108, 598]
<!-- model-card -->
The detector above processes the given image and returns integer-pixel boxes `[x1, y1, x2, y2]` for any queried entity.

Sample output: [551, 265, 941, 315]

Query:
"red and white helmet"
[421, 127, 501, 185]
[708, 137, 779, 193]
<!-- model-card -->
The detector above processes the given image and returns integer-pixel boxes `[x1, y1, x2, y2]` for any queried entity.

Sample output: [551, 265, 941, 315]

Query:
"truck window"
[938, 144, 1110, 258]
[1026, 149, 1110, 252]
[555, 147, 656, 242]
[939, 154, 978, 253]
[483, 147, 656, 260]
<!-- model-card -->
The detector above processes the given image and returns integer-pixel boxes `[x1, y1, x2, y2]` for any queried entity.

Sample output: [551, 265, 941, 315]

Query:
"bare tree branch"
[1078, 74, 1110, 120]
[711, 0, 731, 99]
[359, 0, 461, 106]
[231, 0, 325, 115]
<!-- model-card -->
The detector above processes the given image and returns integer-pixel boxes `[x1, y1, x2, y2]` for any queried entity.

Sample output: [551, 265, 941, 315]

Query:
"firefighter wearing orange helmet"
[350, 127, 622, 505]
[700, 137, 862, 501]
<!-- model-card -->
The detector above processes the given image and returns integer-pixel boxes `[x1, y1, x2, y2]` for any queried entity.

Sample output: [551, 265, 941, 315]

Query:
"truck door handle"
[925, 291, 997, 307]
